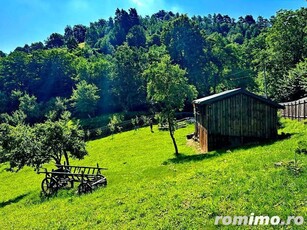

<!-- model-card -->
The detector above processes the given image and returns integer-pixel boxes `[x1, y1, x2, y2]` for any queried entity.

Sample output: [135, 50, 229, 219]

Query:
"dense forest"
[0, 8, 306, 123]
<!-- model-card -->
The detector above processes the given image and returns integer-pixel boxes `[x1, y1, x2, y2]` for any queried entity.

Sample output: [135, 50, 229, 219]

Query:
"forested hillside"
[0, 8, 306, 122]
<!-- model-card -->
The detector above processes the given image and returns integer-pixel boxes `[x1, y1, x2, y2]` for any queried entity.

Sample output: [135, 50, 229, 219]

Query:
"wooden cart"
[38, 163, 107, 195]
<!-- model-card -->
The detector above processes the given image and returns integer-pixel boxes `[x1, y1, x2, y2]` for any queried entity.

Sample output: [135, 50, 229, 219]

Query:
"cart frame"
[38, 163, 107, 195]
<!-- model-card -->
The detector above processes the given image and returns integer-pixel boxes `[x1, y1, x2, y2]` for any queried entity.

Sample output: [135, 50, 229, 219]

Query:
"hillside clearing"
[0, 119, 306, 229]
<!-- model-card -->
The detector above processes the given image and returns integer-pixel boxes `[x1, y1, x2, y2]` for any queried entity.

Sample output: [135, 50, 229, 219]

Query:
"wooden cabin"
[193, 88, 284, 152]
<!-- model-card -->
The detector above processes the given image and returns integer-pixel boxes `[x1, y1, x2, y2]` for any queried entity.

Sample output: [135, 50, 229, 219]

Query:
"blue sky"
[0, 0, 305, 53]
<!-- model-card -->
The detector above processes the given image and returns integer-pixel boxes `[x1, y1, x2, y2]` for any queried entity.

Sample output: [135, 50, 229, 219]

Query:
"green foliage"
[286, 59, 307, 99]
[0, 51, 31, 95]
[112, 44, 147, 111]
[0, 112, 87, 171]
[74, 57, 113, 113]
[1, 110, 27, 126]
[72, 24, 87, 43]
[115, 8, 140, 34]
[0, 123, 35, 169]
[162, 15, 209, 95]
[17, 49, 77, 102]
[95, 36, 115, 54]
[295, 140, 307, 155]
[71, 81, 100, 118]
[263, 8, 307, 101]
[284, 140, 307, 176]
[131, 116, 139, 131]
[29, 42, 45, 51]
[66, 37, 78, 50]
[0, 91, 8, 113]
[144, 55, 197, 155]
[147, 33, 161, 46]
[45, 33, 65, 49]
[85, 19, 108, 48]
[0, 50, 6, 57]
[108, 114, 123, 138]
[44, 97, 68, 121]
[18, 93, 40, 123]
[145, 55, 197, 113]
[140, 115, 149, 126]
[126, 25, 146, 47]
[0, 7, 305, 124]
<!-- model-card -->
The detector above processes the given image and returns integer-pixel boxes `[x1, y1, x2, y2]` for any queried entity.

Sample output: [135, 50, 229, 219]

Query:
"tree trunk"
[53, 156, 61, 165]
[168, 116, 179, 156]
[64, 151, 70, 165]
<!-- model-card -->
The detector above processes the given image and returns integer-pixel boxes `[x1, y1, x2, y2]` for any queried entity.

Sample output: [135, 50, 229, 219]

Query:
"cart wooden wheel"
[78, 182, 92, 194]
[41, 177, 58, 196]
[98, 177, 107, 187]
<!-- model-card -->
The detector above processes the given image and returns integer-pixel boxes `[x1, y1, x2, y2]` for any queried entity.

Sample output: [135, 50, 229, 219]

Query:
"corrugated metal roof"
[193, 88, 284, 109]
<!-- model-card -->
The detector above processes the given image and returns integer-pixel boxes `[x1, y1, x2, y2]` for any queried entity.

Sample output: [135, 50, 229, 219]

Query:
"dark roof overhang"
[193, 88, 285, 109]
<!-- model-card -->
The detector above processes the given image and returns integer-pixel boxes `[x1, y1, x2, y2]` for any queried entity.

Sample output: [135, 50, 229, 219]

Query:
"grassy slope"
[0, 119, 306, 229]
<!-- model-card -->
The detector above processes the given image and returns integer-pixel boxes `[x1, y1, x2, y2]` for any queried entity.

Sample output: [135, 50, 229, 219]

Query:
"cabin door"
[198, 125, 208, 153]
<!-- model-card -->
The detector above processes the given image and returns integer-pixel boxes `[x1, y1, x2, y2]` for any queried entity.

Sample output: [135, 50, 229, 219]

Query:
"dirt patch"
[186, 139, 201, 153]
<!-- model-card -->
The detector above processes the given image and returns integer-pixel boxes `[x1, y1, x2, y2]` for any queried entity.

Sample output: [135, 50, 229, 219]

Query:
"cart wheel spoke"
[78, 182, 92, 195]
[41, 177, 58, 196]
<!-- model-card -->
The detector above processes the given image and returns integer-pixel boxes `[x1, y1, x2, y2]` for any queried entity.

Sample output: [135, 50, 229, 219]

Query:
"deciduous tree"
[112, 44, 147, 111]
[264, 8, 307, 100]
[71, 81, 100, 118]
[161, 15, 209, 95]
[45, 33, 65, 49]
[144, 55, 197, 156]
[0, 112, 87, 171]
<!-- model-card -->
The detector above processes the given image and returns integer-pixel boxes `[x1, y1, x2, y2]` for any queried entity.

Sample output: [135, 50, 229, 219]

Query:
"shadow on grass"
[232, 132, 293, 152]
[163, 151, 227, 164]
[0, 193, 29, 208]
[164, 133, 294, 164]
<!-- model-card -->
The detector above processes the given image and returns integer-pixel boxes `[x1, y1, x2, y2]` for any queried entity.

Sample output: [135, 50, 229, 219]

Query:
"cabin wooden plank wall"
[195, 93, 278, 152]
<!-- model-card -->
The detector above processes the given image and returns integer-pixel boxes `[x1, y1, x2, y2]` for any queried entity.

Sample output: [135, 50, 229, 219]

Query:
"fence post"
[279, 99, 307, 120]
[304, 100, 307, 120]
[288, 104, 290, 118]
[298, 101, 300, 120]
[296, 101, 298, 120]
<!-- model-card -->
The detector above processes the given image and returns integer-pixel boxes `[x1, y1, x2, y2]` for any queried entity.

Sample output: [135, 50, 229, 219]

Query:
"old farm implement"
[38, 163, 107, 196]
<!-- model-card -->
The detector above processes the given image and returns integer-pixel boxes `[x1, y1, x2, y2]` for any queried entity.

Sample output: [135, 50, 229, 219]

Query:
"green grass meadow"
[0, 119, 306, 229]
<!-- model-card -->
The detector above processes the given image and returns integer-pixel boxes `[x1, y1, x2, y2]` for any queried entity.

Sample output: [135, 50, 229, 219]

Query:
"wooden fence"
[85, 116, 195, 140]
[280, 98, 307, 120]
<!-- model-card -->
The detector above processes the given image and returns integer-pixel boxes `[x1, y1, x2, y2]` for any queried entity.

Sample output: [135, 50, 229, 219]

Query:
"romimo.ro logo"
[214, 213, 304, 226]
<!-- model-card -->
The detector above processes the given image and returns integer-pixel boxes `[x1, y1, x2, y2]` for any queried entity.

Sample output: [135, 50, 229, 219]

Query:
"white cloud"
[131, 0, 145, 7]
[171, 5, 183, 14]
[129, 0, 166, 15]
